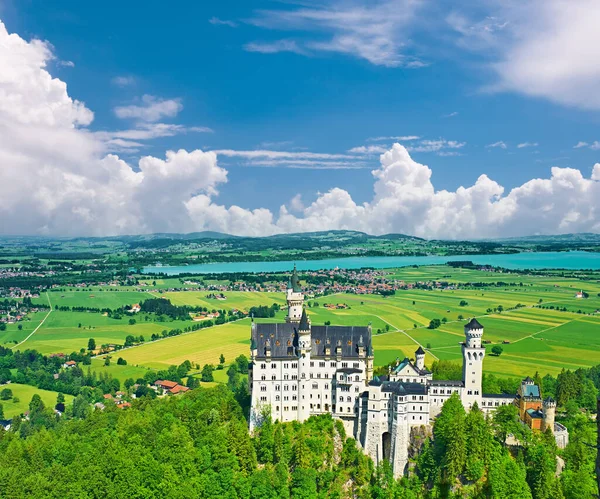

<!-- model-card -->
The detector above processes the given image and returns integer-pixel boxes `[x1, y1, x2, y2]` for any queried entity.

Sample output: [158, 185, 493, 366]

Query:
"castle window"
[261, 364, 266, 369]
[325, 384, 329, 389]
[260, 386, 267, 392]
[315, 339, 320, 344]
[287, 340, 291, 346]
[353, 363, 359, 368]
[342, 362, 348, 368]
[340, 396, 344, 402]
[276, 340, 280, 346]
[272, 375, 276, 380]
[261, 375, 266, 381]
[331, 362, 336, 368]
[272, 364, 276, 369]
[275, 395, 280, 401]
[347, 340, 352, 346]
[317, 373, 321, 379]
[275, 385, 280, 391]
[312, 383, 318, 389]
[292, 363, 298, 368]
[310, 362, 314, 367]
[319, 362, 326, 368]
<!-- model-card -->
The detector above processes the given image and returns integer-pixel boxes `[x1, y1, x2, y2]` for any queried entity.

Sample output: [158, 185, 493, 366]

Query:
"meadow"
[0, 383, 74, 419]
[5, 265, 600, 380]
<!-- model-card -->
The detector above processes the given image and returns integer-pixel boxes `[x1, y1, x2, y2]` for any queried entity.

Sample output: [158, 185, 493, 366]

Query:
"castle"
[249, 267, 568, 477]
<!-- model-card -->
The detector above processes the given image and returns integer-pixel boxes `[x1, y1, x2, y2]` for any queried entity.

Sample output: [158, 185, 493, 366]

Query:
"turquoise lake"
[143, 251, 600, 275]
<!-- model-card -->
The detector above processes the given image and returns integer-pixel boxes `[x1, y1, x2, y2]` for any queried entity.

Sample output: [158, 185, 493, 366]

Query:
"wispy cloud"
[114, 95, 183, 122]
[111, 76, 135, 87]
[348, 145, 388, 154]
[408, 139, 466, 154]
[244, 39, 306, 55]
[517, 142, 538, 148]
[257, 140, 294, 149]
[58, 60, 75, 68]
[245, 0, 425, 67]
[442, 111, 459, 118]
[213, 148, 367, 169]
[574, 141, 600, 150]
[213, 149, 355, 160]
[209, 17, 238, 28]
[486, 141, 507, 149]
[96, 123, 212, 152]
[367, 135, 420, 142]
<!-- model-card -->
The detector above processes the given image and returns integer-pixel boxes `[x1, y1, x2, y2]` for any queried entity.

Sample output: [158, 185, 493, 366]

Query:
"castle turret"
[286, 265, 304, 323]
[542, 397, 556, 433]
[297, 308, 311, 422]
[415, 346, 425, 371]
[461, 318, 485, 409]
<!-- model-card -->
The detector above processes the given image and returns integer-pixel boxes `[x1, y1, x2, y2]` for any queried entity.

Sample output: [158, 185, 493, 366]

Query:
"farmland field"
[0, 383, 74, 419]
[6, 265, 600, 380]
[117, 319, 252, 369]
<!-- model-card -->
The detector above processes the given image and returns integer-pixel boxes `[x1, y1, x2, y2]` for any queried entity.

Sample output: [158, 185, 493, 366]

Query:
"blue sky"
[1, 0, 600, 237]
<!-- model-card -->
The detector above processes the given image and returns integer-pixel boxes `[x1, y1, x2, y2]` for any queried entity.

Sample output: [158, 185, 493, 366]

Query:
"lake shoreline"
[142, 250, 600, 275]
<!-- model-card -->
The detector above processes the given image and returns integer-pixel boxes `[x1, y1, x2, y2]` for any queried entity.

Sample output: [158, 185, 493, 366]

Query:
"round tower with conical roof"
[286, 265, 304, 323]
[297, 308, 312, 422]
[461, 318, 485, 409]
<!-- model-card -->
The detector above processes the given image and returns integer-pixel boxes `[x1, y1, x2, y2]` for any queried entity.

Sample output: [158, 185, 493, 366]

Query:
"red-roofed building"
[63, 360, 77, 368]
[169, 385, 190, 395]
[154, 380, 178, 390]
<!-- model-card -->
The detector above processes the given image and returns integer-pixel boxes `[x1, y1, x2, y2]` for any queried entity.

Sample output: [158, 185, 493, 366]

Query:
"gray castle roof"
[252, 321, 372, 359]
[369, 377, 428, 395]
[465, 318, 484, 330]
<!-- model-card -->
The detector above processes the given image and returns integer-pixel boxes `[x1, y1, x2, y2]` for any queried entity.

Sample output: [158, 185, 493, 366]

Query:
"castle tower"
[415, 346, 425, 371]
[297, 308, 312, 422]
[542, 397, 556, 433]
[461, 318, 485, 409]
[286, 265, 304, 323]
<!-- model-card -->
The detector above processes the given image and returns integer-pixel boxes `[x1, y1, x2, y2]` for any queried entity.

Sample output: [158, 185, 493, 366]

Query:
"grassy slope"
[0, 383, 74, 419]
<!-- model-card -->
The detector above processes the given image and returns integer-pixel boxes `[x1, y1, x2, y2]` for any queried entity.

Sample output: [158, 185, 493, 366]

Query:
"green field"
[117, 319, 252, 369]
[162, 290, 286, 310]
[6, 265, 600, 380]
[0, 383, 74, 419]
[47, 289, 146, 309]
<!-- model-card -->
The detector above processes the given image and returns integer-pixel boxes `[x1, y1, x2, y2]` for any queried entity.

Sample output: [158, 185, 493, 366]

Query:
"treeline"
[0, 347, 119, 397]
[0, 297, 50, 311]
[415, 393, 597, 498]
[1, 384, 595, 498]
[248, 303, 281, 318]
[0, 385, 377, 498]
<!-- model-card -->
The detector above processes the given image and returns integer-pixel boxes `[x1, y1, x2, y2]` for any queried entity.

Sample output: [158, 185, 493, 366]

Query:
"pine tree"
[434, 393, 467, 484]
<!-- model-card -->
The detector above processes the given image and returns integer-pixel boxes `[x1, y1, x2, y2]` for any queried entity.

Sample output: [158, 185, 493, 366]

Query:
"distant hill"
[488, 233, 600, 245]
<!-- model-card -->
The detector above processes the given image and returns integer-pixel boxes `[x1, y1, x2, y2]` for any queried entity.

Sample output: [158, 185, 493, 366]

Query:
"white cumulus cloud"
[2, 20, 600, 239]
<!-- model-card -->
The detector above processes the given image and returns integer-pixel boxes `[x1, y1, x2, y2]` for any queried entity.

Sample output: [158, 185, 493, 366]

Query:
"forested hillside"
[0, 385, 596, 498]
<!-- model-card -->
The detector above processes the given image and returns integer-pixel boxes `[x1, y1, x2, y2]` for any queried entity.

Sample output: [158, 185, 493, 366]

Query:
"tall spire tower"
[461, 318, 485, 409]
[286, 264, 304, 323]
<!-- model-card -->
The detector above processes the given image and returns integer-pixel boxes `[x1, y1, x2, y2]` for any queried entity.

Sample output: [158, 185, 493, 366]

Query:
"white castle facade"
[249, 267, 567, 477]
